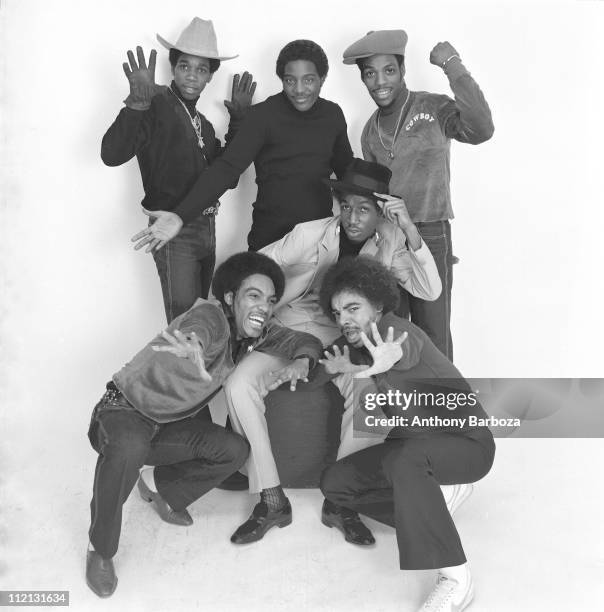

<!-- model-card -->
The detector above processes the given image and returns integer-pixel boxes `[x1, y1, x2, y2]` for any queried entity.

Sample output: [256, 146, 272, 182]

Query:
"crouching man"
[86, 252, 321, 597]
[315, 256, 495, 611]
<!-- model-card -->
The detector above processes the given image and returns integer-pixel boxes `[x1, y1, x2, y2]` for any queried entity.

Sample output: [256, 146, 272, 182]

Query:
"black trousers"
[88, 388, 249, 559]
[397, 221, 454, 361]
[320, 427, 495, 570]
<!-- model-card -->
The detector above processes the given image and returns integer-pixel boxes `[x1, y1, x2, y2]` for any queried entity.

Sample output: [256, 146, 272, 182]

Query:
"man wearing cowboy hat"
[342, 30, 494, 361]
[102, 17, 256, 322]
[220, 158, 441, 545]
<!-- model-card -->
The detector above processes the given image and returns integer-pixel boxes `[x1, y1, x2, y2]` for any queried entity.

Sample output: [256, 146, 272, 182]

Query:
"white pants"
[223, 352, 384, 494]
[223, 351, 288, 494]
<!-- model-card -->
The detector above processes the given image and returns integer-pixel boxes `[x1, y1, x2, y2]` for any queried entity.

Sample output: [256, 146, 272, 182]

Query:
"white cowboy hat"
[156, 17, 237, 60]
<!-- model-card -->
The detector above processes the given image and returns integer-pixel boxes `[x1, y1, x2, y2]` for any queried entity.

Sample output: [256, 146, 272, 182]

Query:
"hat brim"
[156, 34, 238, 60]
[322, 178, 388, 202]
[343, 53, 375, 65]
[343, 50, 405, 65]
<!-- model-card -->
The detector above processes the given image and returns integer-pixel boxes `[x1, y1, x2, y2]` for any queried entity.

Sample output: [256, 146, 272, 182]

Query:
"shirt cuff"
[294, 354, 317, 371]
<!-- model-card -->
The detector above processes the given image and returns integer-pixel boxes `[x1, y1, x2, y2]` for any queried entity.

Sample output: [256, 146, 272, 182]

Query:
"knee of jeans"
[88, 419, 101, 451]
[381, 442, 429, 480]
[101, 430, 150, 465]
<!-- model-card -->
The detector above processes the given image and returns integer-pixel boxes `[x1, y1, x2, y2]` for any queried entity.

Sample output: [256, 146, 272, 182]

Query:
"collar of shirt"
[226, 311, 268, 363]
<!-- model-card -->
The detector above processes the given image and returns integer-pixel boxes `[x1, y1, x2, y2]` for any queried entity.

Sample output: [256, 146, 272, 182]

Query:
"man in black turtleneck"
[101, 17, 255, 322]
[131, 39, 354, 254]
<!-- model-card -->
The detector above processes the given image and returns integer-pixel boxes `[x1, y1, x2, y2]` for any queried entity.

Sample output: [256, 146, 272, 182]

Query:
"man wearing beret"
[342, 30, 494, 361]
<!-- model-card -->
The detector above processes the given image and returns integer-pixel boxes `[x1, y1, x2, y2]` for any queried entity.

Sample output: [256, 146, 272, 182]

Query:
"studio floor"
[3, 435, 603, 612]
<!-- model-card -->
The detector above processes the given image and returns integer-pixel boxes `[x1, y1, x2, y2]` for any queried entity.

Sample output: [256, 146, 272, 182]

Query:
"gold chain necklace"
[377, 89, 410, 160]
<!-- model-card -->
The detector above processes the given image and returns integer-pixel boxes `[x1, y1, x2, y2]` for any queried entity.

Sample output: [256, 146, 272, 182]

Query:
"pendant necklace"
[377, 89, 410, 160]
[168, 87, 205, 152]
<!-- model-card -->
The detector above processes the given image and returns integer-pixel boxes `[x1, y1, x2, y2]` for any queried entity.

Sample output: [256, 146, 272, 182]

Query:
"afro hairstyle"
[211, 252, 285, 309]
[319, 255, 400, 320]
[275, 39, 329, 79]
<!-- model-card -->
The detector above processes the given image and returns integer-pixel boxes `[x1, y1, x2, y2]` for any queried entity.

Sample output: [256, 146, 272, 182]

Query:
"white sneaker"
[442, 483, 473, 516]
[418, 572, 474, 612]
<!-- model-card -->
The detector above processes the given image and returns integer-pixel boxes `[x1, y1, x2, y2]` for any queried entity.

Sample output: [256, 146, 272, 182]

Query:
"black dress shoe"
[86, 550, 117, 598]
[137, 477, 193, 526]
[230, 500, 292, 544]
[217, 471, 249, 491]
[321, 499, 375, 546]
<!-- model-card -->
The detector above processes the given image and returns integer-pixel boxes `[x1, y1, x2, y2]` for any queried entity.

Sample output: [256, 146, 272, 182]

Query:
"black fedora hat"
[323, 158, 391, 199]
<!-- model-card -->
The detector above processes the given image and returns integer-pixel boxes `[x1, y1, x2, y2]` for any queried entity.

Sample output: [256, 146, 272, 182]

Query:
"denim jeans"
[398, 220, 454, 361]
[87, 384, 249, 559]
[152, 213, 215, 322]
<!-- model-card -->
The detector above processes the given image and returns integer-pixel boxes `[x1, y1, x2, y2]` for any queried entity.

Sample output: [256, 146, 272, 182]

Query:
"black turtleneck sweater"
[101, 82, 234, 217]
[338, 228, 365, 260]
[172, 92, 354, 250]
[169, 81, 198, 118]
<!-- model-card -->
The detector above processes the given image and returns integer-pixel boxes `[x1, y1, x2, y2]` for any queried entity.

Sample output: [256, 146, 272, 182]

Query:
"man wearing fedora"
[220, 158, 441, 545]
[342, 30, 494, 361]
[260, 158, 441, 347]
[101, 17, 256, 323]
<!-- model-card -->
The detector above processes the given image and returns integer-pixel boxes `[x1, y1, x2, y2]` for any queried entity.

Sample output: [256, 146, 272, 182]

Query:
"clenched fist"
[429, 41, 460, 68]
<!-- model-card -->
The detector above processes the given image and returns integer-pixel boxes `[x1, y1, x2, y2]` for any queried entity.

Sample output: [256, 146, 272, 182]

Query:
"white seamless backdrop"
[1, 0, 603, 608]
